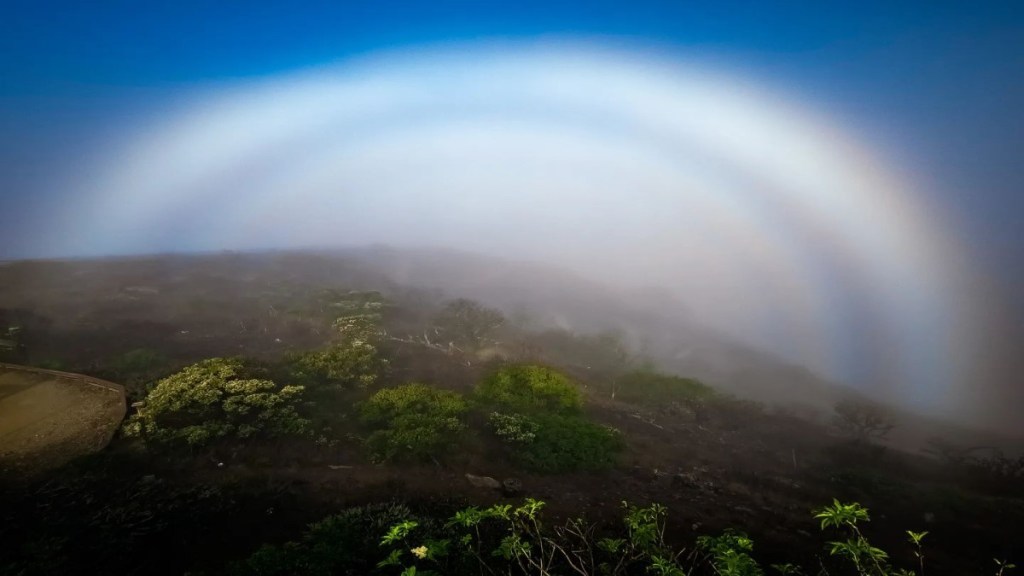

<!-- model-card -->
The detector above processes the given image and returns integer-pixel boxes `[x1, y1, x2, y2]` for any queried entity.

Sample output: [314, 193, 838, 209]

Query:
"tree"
[832, 400, 895, 444]
[921, 437, 988, 467]
[123, 358, 310, 447]
[433, 298, 505, 350]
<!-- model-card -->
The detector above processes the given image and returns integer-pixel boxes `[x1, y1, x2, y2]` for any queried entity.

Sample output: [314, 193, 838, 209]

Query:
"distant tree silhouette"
[434, 298, 505, 350]
[832, 399, 894, 444]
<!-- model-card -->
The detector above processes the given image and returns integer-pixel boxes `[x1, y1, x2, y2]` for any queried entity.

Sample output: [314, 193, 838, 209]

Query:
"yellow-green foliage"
[286, 339, 384, 389]
[123, 358, 310, 447]
[615, 370, 715, 405]
[359, 383, 469, 462]
[285, 309, 388, 390]
[475, 364, 582, 414]
[479, 366, 620, 473]
[241, 498, 983, 576]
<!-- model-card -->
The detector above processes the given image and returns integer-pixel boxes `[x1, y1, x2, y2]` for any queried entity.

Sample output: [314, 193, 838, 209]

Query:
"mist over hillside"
[3, 246, 1023, 576]
[339, 246, 846, 409]
[5, 246, 1018, 447]
[337, 246, 1024, 443]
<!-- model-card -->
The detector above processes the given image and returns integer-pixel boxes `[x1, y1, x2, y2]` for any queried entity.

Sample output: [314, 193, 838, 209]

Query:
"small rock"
[465, 473, 501, 489]
[672, 473, 699, 489]
[502, 478, 523, 497]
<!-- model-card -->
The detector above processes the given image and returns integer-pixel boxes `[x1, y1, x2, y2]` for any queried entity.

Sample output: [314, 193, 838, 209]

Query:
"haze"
[1, 2, 1022, 435]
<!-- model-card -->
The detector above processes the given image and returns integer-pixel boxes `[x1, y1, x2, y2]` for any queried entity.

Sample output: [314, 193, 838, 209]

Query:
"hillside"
[0, 248, 1021, 575]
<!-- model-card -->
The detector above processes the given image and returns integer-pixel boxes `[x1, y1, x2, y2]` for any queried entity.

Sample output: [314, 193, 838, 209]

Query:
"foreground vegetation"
[236, 497, 1017, 576]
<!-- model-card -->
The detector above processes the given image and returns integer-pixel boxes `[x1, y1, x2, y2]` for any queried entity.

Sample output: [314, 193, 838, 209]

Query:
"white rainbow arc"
[71, 43, 973, 410]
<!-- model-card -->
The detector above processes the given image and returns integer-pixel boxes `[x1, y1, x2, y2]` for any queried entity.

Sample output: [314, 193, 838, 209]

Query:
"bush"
[489, 411, 622, 473]
[476, 364, 582, 414]
[614, 370, 715, 405]
[284, 339, 385, 391]
[102, 348, 174, 400]
[434, 298, 505, 349]
[109, 348, 168, 377]
[488, 412, 539, 443]
[359, 383, 469, 462]
[235, 503, 414, 576]
[478, 365, 619, 473]
[235, 497, 1016, 576]
[697, 529, 763, 576]
[122, 358, 311, 448]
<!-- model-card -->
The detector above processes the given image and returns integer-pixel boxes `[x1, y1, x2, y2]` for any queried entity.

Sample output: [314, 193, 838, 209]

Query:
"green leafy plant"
[995, 559, 1017, 576]
[488, 412, 539, 443]
[237, 497, 1014, 576]
[434, 298, 505, 350]
[439, 499, 690, 576]
[285, 338, 385, 390]
[613, 370, 715, 406]
[906, 531, 928, 575]
[284, 311, 388, 390]
[475, 364, 582, 415]
[478, 366, 620, 473]
[235, 503, 414, 576]
[812, 499, 933, 576]
[122, 357, 310, 448]
[507, 413, 622, 473]
[697, 529, 763, 576]
[359, 383, 469, 462]
[376, 512, 456, 576]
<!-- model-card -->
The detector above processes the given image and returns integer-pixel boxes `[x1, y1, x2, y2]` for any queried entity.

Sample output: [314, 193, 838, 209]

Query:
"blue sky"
[2, 1, 1021, 258]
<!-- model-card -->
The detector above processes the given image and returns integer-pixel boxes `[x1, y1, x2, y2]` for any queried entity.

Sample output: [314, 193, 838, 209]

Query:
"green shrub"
[235, 503, 414, 576]
[434, 298, 505, 349]
[122, 358, 311, 447]
[360, 383, 469, 463]
[284, 338, 385, 390]
[235, 497, 1014, 576]
[476, 364, 582, 414]
[103, 348, 174, 400]
[614, 370, 715, 405]
[488, 412, 539, 443]
[697, 529, 764, 576]
[110, 348, 167, 377]
[283, 310, 388, 391]
[491, 412, 622, 473]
